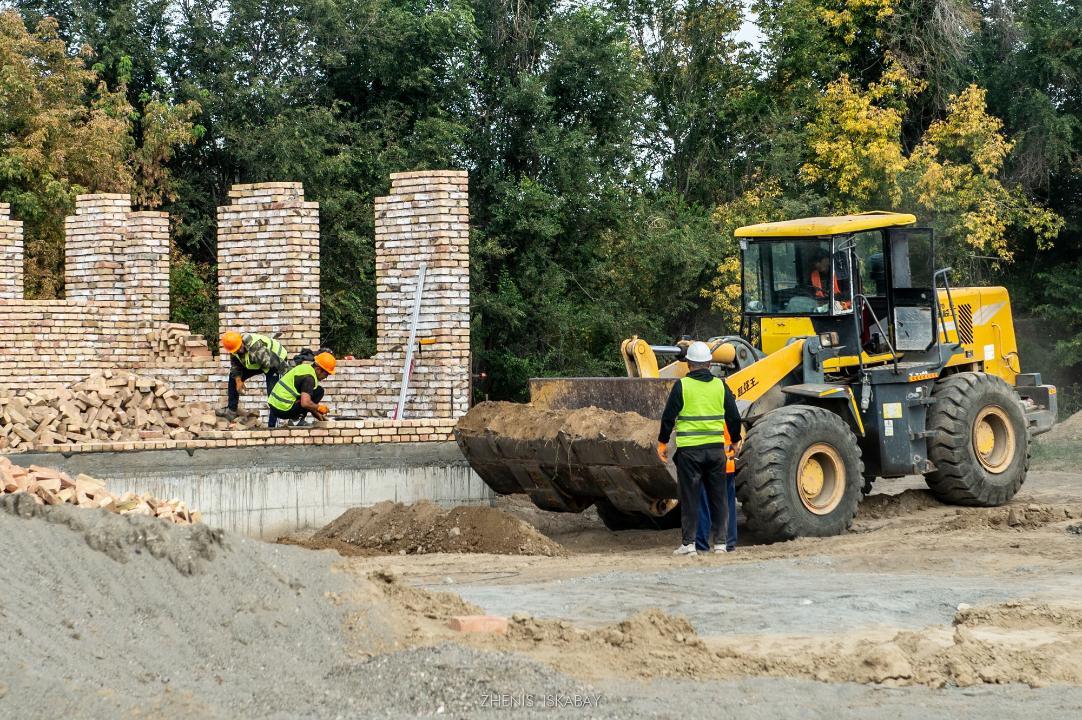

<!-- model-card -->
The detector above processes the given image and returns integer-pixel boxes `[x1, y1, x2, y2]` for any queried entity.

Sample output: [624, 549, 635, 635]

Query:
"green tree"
[0, 11, 197, 298]
[612, 0, 760, 205]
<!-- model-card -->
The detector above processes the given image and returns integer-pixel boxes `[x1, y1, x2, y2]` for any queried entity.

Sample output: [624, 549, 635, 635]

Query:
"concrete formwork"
[15, 443, 492, 539]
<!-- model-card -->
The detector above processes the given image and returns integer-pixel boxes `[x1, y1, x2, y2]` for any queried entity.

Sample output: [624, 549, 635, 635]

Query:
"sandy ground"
[337, 457, 1082, 712]
[3, 444, 1082, 718]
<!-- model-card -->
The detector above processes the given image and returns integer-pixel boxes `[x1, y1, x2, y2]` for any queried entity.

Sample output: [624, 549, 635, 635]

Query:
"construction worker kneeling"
[268, 352, 336, 427]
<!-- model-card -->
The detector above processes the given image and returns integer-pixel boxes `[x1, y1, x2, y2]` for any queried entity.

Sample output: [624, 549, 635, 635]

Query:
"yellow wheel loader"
[456, 213, 1058, 540]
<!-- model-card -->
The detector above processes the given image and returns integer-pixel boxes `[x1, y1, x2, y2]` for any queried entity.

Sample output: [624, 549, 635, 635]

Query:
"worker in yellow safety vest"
[219, 331, 289, 424]
[656, 341, 743, 557]
[267, 352, 336, 427]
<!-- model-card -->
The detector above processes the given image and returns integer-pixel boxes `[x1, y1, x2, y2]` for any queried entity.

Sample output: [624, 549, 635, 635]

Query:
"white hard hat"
[685, 341, 712, 363]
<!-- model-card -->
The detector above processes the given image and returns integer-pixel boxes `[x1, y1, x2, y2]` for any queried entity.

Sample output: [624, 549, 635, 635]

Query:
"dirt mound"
[562, 407, 658, 448]
[456, 401, 657, 448]
[742, 600, 1082, 687]
[0, 498, 404, 719]
[858, 489, 943, 520]
[335, 643, 603, 716]
[955, 600, 1082, 631]
[471, 608, 716, 680]
[367, 567, 484, 621]
[277, 534, 382, 557]
[311, 501, 567, 556]
[468, 597, 1082, 688]
[941, 503, 1080, 531]
[455, 401, 566, 440]
[1041, 409, 1082, 443]
[0, 493, 222, 574]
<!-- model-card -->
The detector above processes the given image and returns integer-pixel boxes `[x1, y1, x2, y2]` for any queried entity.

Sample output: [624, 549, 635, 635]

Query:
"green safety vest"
[674, 376, 728, 448]
[268, 363, 319, 412]
[235, 333, 287, 371]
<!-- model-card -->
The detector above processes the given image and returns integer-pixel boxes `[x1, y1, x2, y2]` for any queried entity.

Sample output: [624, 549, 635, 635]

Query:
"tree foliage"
[800, 68, 1063, 261]
[4, 0, 1081, 400]
[0, 10, 199, 298]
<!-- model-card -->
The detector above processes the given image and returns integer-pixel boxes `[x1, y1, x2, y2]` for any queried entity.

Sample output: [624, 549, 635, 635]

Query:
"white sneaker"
[673, 543, 697, 556]
[713, 545, 729, 554]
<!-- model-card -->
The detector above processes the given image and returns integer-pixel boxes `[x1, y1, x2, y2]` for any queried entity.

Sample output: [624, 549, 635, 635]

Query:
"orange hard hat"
[221, 331, 243, 354]
[314, 352, 336, 375]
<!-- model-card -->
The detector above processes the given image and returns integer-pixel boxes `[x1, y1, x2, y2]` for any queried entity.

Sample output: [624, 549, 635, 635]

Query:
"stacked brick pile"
[0, 370, 232, 450]
[146, 323, 213, 361]
[0, 457, 201, 524]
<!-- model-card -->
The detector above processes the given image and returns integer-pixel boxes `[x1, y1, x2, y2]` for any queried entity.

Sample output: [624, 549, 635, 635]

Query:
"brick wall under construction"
[0, 171, 470, 452]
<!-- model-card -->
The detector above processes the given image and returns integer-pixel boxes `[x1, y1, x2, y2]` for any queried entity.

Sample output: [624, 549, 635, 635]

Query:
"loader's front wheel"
[736, 405, 863, 541]
[925, 372, 1029, 506]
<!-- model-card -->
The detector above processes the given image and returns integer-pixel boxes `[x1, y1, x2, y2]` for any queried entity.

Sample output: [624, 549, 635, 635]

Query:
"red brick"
[447, 615, 509, 634]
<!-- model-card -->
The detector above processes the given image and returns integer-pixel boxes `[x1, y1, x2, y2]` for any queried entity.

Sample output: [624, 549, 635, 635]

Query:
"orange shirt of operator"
[811, 256, 850, 309]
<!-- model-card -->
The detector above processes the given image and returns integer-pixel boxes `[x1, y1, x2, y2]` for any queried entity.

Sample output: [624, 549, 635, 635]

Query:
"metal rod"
[933, 267, 958, 362]
[395, 263, 427, 420]
[856, 293, 900, 374]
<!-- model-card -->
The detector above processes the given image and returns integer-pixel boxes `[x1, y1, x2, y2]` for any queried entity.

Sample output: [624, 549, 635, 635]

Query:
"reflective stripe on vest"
[675, 376, 728, 448]
[238, 333, 287, 371]
[268, 363, 319, 412]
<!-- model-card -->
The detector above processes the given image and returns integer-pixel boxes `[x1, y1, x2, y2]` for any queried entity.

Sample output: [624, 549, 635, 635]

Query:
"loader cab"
[740, 238, 855, 317]
[737, 213, 947, 364]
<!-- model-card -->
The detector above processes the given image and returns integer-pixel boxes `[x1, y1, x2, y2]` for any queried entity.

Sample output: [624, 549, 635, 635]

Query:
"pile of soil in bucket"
[455, 401, 659, 448]
[310, 500, 568, 557]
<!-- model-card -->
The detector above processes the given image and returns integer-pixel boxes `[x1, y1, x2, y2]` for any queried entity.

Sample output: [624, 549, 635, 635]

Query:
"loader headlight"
[819, 332, 840, 348]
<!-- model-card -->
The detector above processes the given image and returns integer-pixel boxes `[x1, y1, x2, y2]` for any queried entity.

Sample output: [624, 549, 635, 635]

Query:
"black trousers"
[227, 368, 279, 411]
[269, 385, 325, 424]
[675, 445, 728, 547]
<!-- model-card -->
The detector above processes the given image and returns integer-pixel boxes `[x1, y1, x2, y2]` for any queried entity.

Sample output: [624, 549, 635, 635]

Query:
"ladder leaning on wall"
[393, 263, 427, 421]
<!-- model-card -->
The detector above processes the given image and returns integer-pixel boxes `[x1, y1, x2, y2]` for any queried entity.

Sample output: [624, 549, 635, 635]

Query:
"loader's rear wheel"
[736, 406, 863, 541]
[925, 372, 1029, 506]
[595, 499, 681, 531]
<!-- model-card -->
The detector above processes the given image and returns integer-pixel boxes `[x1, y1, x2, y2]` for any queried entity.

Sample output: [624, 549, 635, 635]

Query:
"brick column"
[374, 170, 470, 417]
[216, 183, 321, 356]
[126, 211, 171, 324]
[0, 203, 23, 301]
[65, 194, 130, 303]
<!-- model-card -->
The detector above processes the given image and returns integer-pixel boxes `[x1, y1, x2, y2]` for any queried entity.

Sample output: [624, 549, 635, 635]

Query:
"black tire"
[925, 372, 1029, 506]
[595, 499, 681, 531]
[735, 405, 863, 541]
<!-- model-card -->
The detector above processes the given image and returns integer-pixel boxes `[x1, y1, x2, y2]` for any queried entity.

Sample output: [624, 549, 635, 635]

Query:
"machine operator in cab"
[809, 248, 851, 311]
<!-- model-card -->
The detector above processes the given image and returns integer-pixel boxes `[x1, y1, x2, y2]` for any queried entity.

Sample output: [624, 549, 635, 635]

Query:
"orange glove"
[234, 377, 245, 393]
[316, 404, 329, 415]
[656, 441, 668, 463]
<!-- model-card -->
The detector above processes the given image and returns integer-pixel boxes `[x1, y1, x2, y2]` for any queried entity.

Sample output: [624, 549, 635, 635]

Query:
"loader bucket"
[454, 378, 679, 515]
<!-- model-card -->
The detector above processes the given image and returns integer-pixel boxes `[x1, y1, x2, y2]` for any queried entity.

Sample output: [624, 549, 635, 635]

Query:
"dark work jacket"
[657, 368, 742, 448]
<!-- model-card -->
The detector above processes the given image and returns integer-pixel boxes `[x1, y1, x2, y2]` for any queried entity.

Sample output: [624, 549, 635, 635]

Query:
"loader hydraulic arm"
[621, 338, 661, 378]
[724, 339, 806, 406]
